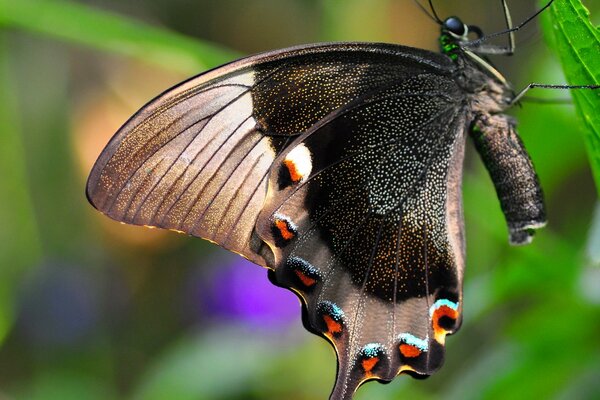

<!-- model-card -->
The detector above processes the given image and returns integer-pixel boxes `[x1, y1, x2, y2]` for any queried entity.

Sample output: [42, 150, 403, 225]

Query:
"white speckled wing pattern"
[256, 71, 468, 399]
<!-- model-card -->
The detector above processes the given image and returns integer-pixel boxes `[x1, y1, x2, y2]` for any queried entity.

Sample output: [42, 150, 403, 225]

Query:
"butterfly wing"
[256, 71, 468, 398]
[87, 42, 465, 399]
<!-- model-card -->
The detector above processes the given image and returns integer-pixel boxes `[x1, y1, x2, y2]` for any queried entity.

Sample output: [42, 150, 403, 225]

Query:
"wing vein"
[392, 208, 403, 351]
[222, 136, 293, 247]
[181, 127, 264, 232]
[188, 132, 268, 234]
[108, 85, 253, 215]
[152, 115, 253, 225]
[422, 218, 432, 370]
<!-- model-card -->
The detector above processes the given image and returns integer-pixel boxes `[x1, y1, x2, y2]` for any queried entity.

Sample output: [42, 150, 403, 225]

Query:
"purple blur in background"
[16, 262, 101, 347]
[186, 253, 300, 329]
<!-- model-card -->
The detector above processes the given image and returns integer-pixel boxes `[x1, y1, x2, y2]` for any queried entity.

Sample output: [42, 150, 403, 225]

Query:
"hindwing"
[256, 72, 468, 398]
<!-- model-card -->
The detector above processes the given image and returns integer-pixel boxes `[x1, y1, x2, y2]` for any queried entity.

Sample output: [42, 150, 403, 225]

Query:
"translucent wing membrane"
[87, 70, 283, 265]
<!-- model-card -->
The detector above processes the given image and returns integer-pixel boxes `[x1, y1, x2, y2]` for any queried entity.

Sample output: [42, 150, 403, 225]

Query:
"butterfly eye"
[443, 16, 467, 37]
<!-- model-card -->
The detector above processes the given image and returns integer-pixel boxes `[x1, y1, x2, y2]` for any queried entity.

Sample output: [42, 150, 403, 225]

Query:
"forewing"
[256, 73, 468, 399]
[87, 42, 454, 268]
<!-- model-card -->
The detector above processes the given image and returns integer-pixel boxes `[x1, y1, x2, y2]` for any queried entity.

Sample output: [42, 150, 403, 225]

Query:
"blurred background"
[0, 0, 599, 399]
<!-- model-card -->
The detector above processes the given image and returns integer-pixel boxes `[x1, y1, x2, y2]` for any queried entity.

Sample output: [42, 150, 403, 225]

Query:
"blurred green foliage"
[0, 0, 598, 399]
[0, 0, 240, 73]
[0, 35, 42, 344]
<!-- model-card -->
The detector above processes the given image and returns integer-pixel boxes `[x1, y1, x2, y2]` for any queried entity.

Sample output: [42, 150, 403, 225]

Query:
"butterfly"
[86, 1, 555, 399]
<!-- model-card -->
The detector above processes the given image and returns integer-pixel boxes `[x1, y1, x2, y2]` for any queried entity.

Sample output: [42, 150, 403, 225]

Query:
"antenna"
[412, 0, 441, 24]
[428, 0, 443, 24]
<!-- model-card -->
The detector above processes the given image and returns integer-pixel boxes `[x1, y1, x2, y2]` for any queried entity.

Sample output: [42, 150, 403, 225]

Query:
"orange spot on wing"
[432, 305, 459, 340]
[399, 344, 421, 358]
[323, 315, 342, 335]
[275, 219, 295, 240]
[284, 159, 302, 183]
[361, 356, 379, 373]
[294, 270, 316, 287]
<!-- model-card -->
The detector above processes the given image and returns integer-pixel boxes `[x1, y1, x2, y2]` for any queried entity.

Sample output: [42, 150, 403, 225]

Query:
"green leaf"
[544, 0, 600, 195]
[0, 0, 240, 74]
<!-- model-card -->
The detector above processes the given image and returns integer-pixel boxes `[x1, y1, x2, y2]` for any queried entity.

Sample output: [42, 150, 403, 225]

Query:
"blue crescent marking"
[319, 301, 345, 320]
[362, 343, 384, 358]
[429, 299, 459, 317]
[398, 333, 429, 352]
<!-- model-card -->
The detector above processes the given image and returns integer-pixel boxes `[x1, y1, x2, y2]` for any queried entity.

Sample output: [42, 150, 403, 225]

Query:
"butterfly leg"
[470, 113, 546, 245]
[462, 0, 554, 56]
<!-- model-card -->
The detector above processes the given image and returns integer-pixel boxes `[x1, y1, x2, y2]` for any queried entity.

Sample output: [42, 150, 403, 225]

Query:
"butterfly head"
[439, 16, 484, 60]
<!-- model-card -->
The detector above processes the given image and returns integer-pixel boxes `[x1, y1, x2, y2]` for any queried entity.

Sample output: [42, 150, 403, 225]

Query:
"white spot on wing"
[284, 143, 313, 183]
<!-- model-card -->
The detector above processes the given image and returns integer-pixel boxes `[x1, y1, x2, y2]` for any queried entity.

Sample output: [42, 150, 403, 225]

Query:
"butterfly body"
[87, 18, 545, 400]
